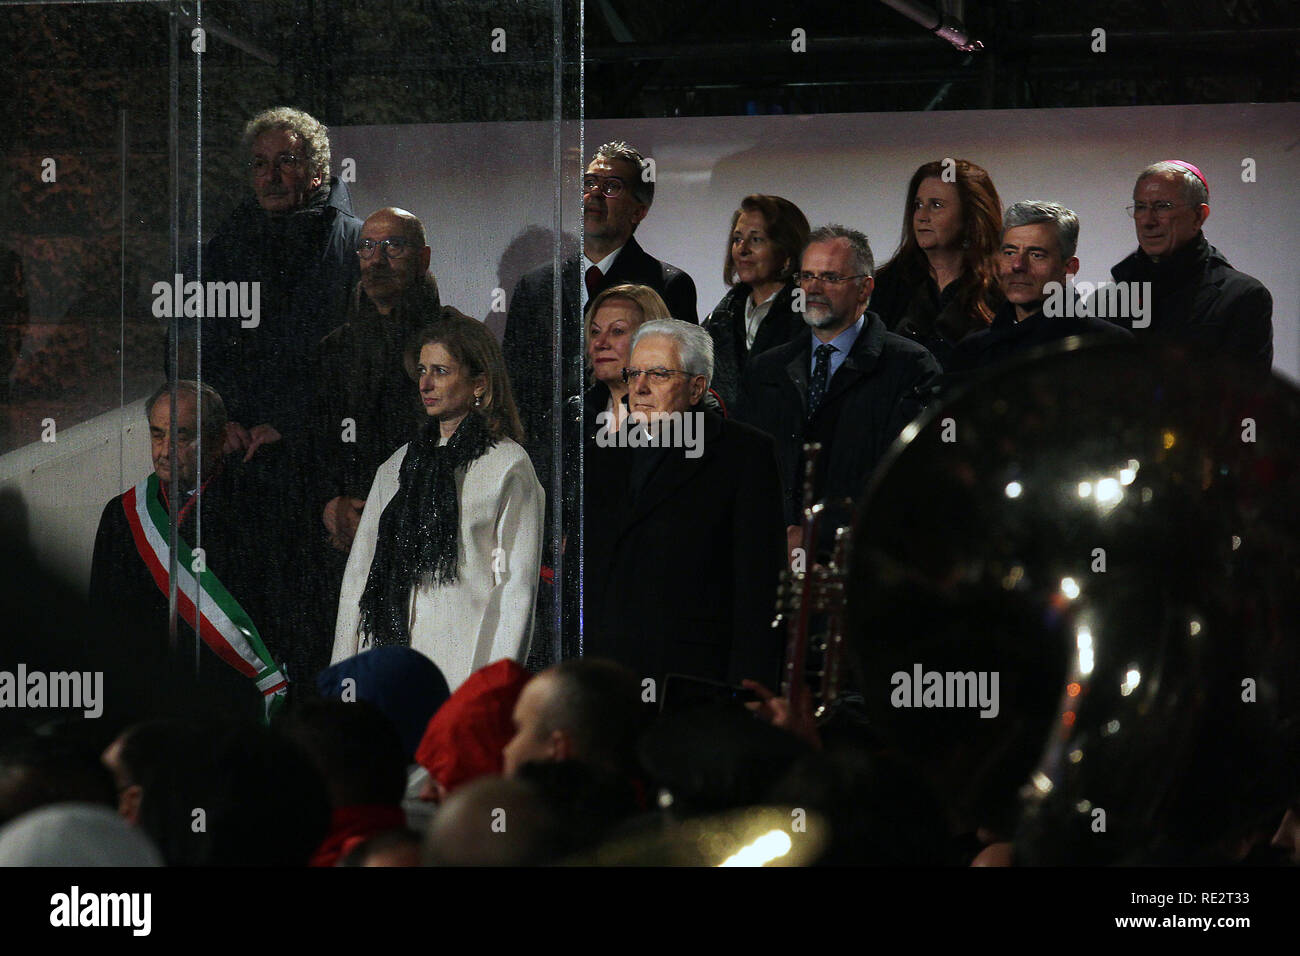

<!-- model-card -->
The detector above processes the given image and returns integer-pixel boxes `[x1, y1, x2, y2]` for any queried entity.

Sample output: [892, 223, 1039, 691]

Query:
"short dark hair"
[118, 719, 330, 866]
[724, 195, 812, 287]
[338, 827, 421, 866]
[539, 659, 651, 775]
[594, 140, 654, 207]
[115, 720, 213, 865]
[204, 722, 332, 866]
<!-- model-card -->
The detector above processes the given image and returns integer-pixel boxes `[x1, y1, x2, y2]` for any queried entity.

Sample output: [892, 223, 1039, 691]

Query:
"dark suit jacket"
[597, 234, 698, 324]
[583, 409, 786, 689]
[307, 277, 443, 513]
[944, 298, 1133, 387]
[736, 313, 942, 526]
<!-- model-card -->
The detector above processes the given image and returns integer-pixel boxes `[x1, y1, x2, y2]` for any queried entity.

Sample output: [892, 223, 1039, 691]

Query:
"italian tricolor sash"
[122, 473, 288, 723]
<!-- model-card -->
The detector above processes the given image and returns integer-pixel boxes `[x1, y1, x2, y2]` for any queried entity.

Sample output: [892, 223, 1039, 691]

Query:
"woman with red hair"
[870, 159, 1004, 368]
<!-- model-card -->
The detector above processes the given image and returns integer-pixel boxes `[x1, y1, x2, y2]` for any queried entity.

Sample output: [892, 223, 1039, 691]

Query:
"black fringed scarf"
[357, 412, 497, 647]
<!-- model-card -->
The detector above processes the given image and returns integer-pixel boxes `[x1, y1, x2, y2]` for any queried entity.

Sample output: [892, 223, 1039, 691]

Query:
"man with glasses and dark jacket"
[296, 208, 453, 688]
[585, 320, 786, 690]
[736, 225, 941, 563]
[1103, 160, 1273, 376]
[171, 106, 363, 462]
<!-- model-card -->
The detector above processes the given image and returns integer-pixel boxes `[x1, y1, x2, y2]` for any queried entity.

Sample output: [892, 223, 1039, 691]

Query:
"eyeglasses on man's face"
[1125, 201, 1193, 219]
[794, 271, 870, 285]
[357, 237, 417, 260]
[583, 175, 628, 199]
[622, 367, 692, 384]
[249, 152, 306, 177]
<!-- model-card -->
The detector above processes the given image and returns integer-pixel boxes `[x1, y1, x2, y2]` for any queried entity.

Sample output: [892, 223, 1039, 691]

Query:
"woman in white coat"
[332, 313, 544, 691]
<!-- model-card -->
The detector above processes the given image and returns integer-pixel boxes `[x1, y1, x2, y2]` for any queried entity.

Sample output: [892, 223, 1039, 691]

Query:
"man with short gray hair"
[625, 318, 714, 418]
[946, 200, 1130, 378]
[737, 224, 940, 554]
[585, 319, 787, 688]
[1105, 159, 1272, 374]
[172, 106, 363, 461]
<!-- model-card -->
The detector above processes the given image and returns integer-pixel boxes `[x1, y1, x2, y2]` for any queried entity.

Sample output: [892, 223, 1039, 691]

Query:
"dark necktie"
[807, 343, 836, 418]
[585, 265, 603, 301]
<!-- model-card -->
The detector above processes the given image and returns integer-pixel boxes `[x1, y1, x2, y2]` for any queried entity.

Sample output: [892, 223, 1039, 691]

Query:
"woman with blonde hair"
[333, 312, 543, 691]
[584, 282, 673, 433]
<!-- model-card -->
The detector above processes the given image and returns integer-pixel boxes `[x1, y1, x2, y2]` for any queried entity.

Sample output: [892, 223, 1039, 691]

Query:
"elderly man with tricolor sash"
[89, 381, 297, 722]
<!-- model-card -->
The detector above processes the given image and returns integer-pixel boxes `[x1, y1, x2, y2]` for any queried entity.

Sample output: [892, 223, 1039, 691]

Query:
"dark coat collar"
[605, 234, 647, 273]
[231, 175, 356, 222]
[1112, 231, 1213, 285]
[989, 298, 1044, 332]
[782, 312, 888, 412]
[617, 408, 724, 531]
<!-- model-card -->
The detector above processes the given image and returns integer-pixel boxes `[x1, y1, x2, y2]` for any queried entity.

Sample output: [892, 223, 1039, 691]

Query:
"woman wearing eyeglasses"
[870, 159, 1004, 368]
[702, 195, 811, 410]
[331, 313, 544, 692]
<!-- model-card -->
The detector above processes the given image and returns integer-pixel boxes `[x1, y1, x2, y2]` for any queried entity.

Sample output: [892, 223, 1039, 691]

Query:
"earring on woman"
[474, 393, 483, 407]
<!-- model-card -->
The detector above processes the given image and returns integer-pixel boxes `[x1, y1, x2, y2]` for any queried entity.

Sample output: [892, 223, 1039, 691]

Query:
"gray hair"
[1002, 200, 1081, 260]
[593, 140, 654, 207]
[631, 319, 714, 386]
[805, 224, 875, 278]
[145, 380, 228, 443]
[1136, 161, 1208, 208]
[243, 106, 332, 182]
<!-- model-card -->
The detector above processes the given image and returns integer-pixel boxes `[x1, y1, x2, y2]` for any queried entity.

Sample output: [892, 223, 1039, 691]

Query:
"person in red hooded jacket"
[414, 659, 532, 803]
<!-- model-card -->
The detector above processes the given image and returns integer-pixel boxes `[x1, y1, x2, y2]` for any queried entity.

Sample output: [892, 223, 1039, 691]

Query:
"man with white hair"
[584, 319, 787, 690]
[1105, 159, 1272, 374]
